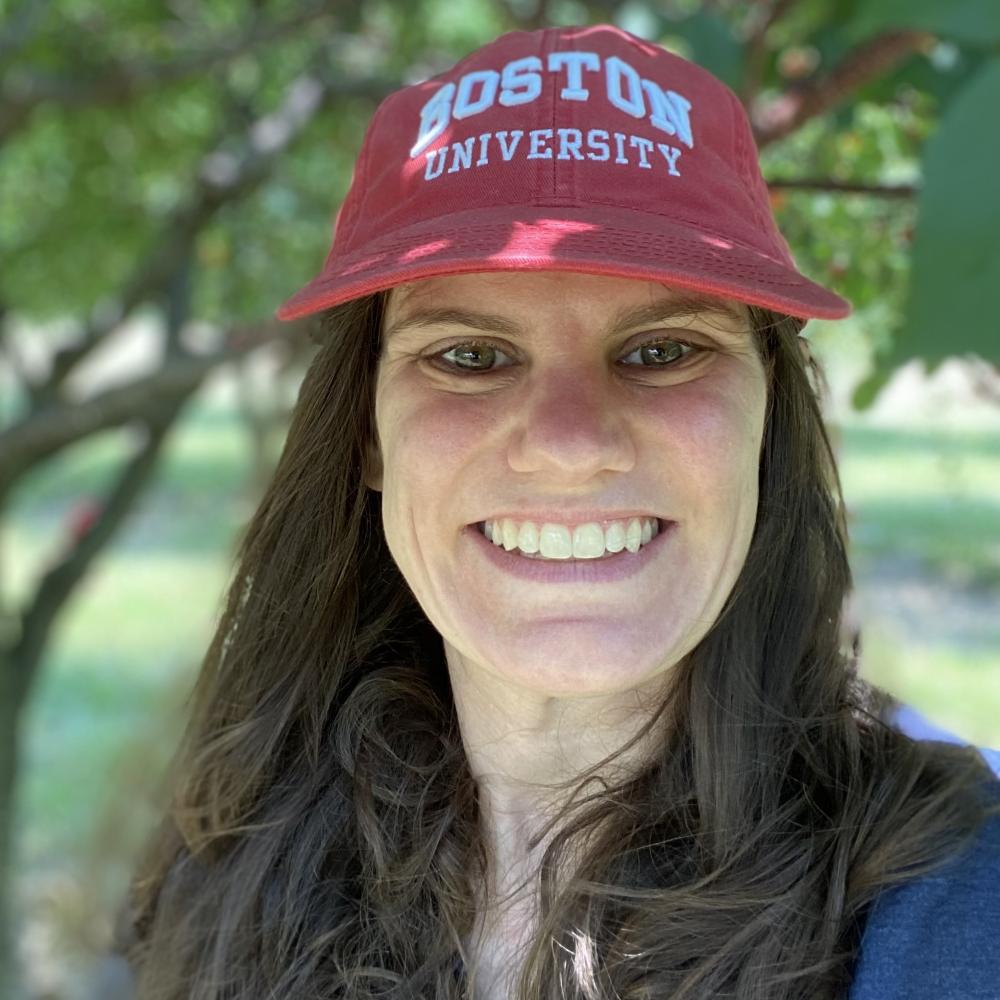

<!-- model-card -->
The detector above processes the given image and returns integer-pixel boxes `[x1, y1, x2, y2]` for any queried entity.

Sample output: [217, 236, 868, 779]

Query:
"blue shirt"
[451, 778, 1000, 999]
[849, 802, 1000, 998]
[893, 704, 1000, 779]
[849, 734, 1000, 1000]
[452, 710, 1000, 997]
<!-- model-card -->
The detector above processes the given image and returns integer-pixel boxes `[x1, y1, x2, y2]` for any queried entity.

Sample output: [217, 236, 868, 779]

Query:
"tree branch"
[7, 407, 185, 707]
[34, 63, 392, 404]
[0, 318, 310, 488]
[767, 177, 918, 197]
[739, 0, 800, 106]
[752, 29, 936, 148]
[0, 308, 36, 406]
[0, 1, 337, 145]
[4, 259, 199, 701]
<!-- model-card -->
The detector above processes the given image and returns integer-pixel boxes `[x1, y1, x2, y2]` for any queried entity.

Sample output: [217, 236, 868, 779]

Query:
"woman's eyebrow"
[385, 307, 521, 342]
[384, 296, 746, 343]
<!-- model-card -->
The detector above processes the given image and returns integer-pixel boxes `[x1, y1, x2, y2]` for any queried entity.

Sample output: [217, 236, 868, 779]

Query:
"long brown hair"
[118, 290, 1000, 999]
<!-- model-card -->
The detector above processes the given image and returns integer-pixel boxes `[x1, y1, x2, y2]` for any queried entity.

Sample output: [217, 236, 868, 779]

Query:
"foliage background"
[1, 0, 999, 997]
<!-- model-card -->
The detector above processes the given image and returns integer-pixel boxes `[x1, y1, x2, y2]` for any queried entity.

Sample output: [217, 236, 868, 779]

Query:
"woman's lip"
[464, 518, 674, 584]
[469, 517, 672, 531]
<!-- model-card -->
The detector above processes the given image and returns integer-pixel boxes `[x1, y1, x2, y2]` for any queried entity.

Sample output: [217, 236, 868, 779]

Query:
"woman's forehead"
[384, 272, 750, 328]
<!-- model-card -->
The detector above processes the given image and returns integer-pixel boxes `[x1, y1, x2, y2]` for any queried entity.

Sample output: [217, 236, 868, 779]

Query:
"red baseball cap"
[276, 24, 851, 322]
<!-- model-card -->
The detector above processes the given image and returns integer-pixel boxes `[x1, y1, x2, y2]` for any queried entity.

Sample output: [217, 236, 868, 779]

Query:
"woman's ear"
[796, 334, 814, 367]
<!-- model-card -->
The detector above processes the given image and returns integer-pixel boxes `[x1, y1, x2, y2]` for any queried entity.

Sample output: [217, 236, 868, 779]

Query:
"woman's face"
[367, 270, 768, 699]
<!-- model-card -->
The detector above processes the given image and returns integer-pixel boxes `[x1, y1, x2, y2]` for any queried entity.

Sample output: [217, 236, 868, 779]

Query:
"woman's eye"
[429, 337, 700, 374]
[433, 342, 515, 373]
[620, 339, 697, 367]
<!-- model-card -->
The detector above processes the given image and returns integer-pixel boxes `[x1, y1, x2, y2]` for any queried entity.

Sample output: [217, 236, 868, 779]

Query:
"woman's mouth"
[464, 518, 674, 584]
[474, 517, 668, 561]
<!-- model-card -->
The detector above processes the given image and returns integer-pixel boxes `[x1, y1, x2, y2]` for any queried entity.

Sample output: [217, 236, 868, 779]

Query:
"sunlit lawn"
[839, 424, 1000, 589]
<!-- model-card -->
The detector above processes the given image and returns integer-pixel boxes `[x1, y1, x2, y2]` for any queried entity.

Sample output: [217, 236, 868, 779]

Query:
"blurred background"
[1, 0, 999, 997]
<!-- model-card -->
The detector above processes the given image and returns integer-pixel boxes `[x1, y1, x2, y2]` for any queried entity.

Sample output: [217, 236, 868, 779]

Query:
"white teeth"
[482, 517, 660, 560]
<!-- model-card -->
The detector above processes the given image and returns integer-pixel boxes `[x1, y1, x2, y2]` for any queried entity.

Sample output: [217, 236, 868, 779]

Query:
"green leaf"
[901, 58, 1000, 366]
[851, 364, 893, 411]
[848, 0, 1000, 47]
[676, 10, 744, 91]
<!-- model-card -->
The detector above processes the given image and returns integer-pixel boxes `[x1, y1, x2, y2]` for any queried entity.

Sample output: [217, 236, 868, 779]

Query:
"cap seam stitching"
[542, 26, 557, 204]
[341, 96, 383, 249]
[368, 202, 790, 262]
[316, 232, 815, 286]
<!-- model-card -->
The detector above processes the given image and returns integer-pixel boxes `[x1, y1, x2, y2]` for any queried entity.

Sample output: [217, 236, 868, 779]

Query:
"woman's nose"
[505, 366, 637, 477]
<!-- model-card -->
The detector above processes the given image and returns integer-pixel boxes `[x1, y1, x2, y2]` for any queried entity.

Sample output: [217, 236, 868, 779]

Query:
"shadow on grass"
[840, 423, 1000, 459]
[850, 495, 1000, 590]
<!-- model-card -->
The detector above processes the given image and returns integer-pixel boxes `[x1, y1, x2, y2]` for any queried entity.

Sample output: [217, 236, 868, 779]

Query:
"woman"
[118, 24, 1000, 1000]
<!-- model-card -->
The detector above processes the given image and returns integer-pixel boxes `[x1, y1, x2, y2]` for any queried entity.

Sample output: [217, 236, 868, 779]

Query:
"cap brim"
[276, 204, 851, 322]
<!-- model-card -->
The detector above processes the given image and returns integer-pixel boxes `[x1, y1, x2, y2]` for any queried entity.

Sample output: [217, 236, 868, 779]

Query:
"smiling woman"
[117, 22, 1000, 1000]
[370, 271, 766, 614]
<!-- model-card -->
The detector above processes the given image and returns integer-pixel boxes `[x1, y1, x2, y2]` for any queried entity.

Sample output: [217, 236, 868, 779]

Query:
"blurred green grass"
[838, 424, 1000, 589]
[6, 394, 1000, 875]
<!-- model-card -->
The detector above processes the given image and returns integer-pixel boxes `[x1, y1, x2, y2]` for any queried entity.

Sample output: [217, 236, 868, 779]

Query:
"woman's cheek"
[656, 378, 762, 469]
